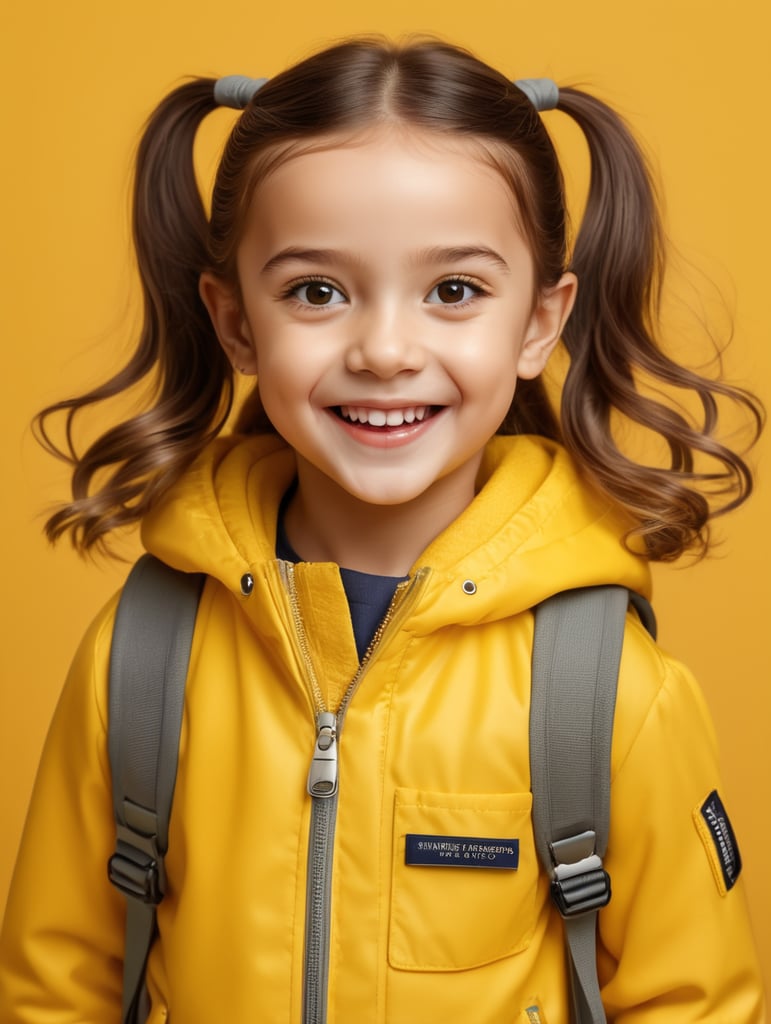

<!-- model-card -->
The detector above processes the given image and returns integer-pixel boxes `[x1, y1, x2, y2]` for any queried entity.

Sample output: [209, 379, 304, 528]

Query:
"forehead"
[241, 125, 526, 254]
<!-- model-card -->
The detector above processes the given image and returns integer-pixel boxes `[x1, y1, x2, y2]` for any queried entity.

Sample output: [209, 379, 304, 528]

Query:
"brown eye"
[427, 280, 479, 305]
[305, 283, 334, 305]
[437, 281, 465, 303]
[292, 281, 346, 306]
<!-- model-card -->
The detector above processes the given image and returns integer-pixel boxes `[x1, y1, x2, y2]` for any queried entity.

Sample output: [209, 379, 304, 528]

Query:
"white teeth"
[339, 405, 430, 427]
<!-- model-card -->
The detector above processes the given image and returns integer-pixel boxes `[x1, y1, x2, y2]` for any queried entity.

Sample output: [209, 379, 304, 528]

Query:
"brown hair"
[35, 37, 762, 559]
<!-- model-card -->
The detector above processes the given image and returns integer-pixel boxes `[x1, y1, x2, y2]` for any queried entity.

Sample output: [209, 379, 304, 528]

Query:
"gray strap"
[565, 913, 604, 1021]
[122, 902, 154, 1024]
[530, 586, 632, 1024]
[108, 555, 204, 1024]
[629, 590, 657, 640]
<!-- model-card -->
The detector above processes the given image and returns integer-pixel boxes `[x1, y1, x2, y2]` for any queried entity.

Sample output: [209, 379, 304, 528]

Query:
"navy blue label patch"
[405, 834, 519, 869]
[700, 790, 742, 891]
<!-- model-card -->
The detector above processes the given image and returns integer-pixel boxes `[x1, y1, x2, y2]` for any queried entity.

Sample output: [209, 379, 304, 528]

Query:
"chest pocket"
[389, 788, 540, 972]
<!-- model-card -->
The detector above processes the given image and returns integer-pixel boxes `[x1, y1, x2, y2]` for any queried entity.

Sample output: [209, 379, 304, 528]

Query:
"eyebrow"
[415, 246, 511, 274]
[261, 244, 510, 275]
[261, 248, 361, 275]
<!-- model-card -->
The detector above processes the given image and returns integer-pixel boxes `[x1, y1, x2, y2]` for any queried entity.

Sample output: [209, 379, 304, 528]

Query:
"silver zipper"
[303, 733, 339, 1024]
[308, 712, 338, 798]
[281, 563, 429, 1024]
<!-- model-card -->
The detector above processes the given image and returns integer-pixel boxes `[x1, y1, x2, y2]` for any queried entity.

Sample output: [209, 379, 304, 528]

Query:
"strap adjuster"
[108, 823, 166, 905]
[549, 830, 611, 918]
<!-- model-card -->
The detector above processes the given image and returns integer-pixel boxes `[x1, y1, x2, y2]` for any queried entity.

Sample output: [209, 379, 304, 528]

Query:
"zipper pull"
[307, 711, 338, 798]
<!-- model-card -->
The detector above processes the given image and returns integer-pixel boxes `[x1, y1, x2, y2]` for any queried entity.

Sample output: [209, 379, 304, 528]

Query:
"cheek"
[254, 340, 324, 423]
[450, 328, 521, 391]
[256, 357, 294, 410]
[463, 340, 521, 420]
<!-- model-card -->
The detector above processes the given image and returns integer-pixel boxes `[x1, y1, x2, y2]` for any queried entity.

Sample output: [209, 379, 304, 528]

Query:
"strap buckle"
[108, 825, 166, 905]
[549, 830, 611, 918]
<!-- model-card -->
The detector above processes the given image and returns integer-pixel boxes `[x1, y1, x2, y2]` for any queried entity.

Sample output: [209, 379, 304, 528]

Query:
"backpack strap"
[107, 554, 205, 1024]
[530, 585, 655, 1024]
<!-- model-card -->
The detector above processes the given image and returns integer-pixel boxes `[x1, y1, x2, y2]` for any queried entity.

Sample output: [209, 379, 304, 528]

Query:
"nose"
[344, 304, 425, 379]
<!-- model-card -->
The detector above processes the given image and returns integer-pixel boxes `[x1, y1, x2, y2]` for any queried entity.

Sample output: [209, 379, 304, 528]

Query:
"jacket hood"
[141, 433, 651, 629]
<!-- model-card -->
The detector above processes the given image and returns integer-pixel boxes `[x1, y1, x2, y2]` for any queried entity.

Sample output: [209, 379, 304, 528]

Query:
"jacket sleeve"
[598, 623, 766, 1022]
[0, 599, 125, 1023]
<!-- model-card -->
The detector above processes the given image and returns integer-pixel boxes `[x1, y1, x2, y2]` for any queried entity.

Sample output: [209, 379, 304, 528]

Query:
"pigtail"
[35, 79, 230, 552]
[555, 88, 762, 559]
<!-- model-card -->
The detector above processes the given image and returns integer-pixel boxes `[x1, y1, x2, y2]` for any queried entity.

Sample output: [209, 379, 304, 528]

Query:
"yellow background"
[2, 0, 769, 996]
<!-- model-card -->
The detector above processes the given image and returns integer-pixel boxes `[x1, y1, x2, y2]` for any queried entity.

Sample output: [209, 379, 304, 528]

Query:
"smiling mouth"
[335, 405, 439, 428]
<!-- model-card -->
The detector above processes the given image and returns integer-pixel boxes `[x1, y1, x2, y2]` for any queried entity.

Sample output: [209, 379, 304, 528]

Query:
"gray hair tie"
[213, 75, 268, 109]
[514, 78, 559, 112]
[214, 72, 558, 114]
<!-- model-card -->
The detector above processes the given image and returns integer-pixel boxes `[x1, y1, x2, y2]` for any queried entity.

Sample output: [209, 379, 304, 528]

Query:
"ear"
[516, 272, 577, 380]
[199, 272, 259, 375]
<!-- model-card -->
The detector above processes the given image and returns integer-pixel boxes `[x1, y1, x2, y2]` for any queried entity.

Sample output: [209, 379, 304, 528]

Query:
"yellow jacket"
[0, 435, 764, 1023]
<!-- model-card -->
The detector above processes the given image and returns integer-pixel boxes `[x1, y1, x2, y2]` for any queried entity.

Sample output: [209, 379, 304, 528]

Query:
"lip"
[327, 405, 444, 449]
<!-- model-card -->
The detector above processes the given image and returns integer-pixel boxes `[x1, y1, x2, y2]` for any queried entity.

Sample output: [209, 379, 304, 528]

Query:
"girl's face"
[203, 126, 575, 522]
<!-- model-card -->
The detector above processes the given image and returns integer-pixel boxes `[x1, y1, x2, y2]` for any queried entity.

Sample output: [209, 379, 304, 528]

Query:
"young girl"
[0, 37, 765, 1024]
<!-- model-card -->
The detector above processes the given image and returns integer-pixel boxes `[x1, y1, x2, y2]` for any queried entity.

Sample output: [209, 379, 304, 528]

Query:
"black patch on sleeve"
[700, 790, 742, 891]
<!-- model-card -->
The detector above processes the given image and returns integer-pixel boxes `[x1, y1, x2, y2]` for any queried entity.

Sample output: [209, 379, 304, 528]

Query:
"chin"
[338, 474, 436, 508]
[347, 486, 426, 508]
